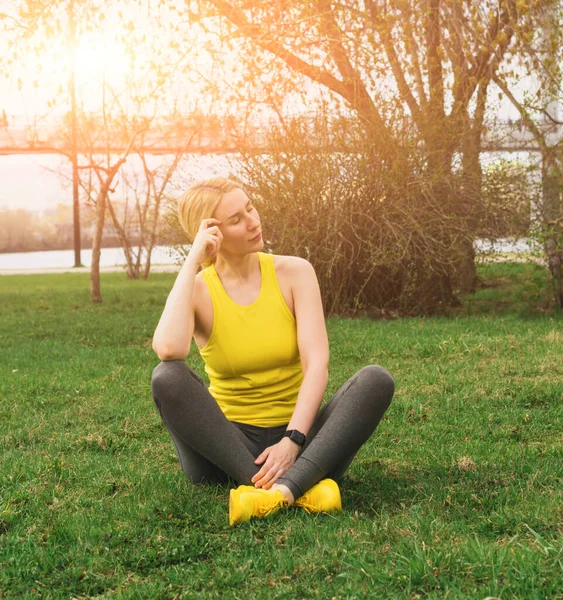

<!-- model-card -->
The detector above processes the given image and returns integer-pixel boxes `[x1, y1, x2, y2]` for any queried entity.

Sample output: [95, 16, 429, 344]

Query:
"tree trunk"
[90, 188, 106, 303]
[106, 197, 138, 279]
[459, 129, 482, 295]
[68, 0, 82, 268]
[426, 139, 471, 303]
[454, 237, 477, 295]
[142, 191, 164, 280]
[542, 150, 563, 308]
[90, 168, 123, 302]
[457, 77, 490, 295]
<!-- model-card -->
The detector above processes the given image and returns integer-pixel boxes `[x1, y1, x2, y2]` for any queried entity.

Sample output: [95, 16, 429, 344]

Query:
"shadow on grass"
[455, 261, 559, 317]
[336, 459, 557, 536]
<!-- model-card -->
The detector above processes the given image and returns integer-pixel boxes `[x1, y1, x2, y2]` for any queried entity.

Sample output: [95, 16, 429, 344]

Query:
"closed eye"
[229, 204, 254, 224]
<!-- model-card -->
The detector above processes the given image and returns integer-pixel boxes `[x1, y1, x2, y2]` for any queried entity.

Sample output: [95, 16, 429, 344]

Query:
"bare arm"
[151, 258, 200, 361]
[152, 218, 222, 361]
[286, 258, 330, 435]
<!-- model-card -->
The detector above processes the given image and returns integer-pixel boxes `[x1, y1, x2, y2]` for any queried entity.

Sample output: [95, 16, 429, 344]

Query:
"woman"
[151, 177, 394, 525]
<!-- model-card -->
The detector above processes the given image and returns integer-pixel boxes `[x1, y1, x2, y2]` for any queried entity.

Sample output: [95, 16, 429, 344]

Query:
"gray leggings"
[151, 361, 394, 500]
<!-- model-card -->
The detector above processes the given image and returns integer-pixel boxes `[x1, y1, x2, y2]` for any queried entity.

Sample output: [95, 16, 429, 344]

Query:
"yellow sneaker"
[229, 485, 288, 526]
[294, 479, 342, 514]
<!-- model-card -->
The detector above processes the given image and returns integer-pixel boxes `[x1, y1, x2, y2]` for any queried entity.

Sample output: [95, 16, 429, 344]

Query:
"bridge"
[0, 115, 248, 155]
[0, 114, 561, 155]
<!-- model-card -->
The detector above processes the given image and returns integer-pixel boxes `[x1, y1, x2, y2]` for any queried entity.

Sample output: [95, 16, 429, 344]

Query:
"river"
[0, 239, 535, 272]
[0, 245, 182, 270]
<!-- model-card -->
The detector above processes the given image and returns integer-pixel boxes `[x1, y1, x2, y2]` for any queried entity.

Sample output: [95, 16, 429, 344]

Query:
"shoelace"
[255, 496, 287, 517]
[295, 499, 317, 512]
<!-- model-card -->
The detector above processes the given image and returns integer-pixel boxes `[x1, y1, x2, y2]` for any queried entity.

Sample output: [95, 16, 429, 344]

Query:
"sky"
[0, 0, 219, 119]
[0, 154, 72, 211]
[0, 152, 238, 212]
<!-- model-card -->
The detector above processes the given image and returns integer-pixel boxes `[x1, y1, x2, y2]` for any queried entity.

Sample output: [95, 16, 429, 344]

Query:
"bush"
[477, 159, 536, 239]
[229, 117, 474, 316]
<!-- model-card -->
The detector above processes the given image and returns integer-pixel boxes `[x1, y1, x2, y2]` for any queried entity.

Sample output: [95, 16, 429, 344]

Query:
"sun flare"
[73, 33, 130, 86]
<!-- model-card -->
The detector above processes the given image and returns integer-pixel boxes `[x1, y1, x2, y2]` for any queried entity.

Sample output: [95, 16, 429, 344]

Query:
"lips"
[250, 232, 262, 242]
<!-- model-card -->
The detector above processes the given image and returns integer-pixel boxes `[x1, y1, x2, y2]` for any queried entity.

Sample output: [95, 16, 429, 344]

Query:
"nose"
[247, 212, 260, 229]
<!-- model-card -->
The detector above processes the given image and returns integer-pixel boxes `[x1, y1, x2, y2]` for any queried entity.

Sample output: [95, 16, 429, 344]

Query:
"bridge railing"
[0, 115, 561, 154]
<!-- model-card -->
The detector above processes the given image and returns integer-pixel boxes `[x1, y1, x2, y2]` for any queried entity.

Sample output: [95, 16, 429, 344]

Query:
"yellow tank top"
[198, 252, 303, 427]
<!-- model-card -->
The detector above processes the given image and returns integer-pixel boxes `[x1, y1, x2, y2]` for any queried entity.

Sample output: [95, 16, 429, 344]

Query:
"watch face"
[284, 430, 305, 446]
[290, 431, 305, 445]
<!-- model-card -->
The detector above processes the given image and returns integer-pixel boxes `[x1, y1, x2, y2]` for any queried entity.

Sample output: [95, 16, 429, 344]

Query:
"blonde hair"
[177, 176, 243, 265]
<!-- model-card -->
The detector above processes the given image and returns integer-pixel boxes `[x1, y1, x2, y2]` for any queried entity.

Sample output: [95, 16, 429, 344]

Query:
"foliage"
[226, 116, 470, 316]
[476, 159, 537, 239]
[0, 0, 208, 299]
[3, 0, 562, 306]
[0, 207, 83, 253]
[490, 1, 563, 306]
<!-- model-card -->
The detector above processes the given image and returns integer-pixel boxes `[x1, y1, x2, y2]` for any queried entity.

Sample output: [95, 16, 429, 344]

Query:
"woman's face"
[214, 188, 263, 255]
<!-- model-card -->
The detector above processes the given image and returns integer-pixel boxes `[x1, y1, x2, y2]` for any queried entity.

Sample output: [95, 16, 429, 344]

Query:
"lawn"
[1, 262, 561, 599]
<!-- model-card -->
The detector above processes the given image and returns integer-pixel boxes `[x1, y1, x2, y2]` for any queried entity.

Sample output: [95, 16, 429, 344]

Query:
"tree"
[76, 112, 147, 301]
[67, 0, 82, 267]
[190, 0, 547, 305]
[492, 1, 563, 307]
[1, 0, 90, 266]
[2, 0, 203, 301]
[102, 147, 188, 280]
[478, 159, 535, 239]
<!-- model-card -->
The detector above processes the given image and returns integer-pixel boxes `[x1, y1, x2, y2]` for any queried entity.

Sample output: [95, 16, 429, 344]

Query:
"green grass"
[1, 263, 561, 599]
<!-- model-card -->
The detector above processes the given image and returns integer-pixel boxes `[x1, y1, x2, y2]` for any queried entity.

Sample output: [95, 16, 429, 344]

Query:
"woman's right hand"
[187, 218, 223, 266]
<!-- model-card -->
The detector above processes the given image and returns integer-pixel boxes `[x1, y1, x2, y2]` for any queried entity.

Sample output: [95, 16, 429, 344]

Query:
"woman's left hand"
[252, 437, 301, 489]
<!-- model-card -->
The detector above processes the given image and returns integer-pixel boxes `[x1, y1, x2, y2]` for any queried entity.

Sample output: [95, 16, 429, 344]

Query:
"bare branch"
[0, 12, 30, 30]
[445, 0, 470, 103]
[492, 74, 545, 147]
[426, 0, 445, 122]
[542, 108, 563, 125]
[401, 5, 427, 107]
[207, 0, 396, 147]
[453, 1, 516, 118]
[367, 0, 424, 128]
[317, 1, 373, 103]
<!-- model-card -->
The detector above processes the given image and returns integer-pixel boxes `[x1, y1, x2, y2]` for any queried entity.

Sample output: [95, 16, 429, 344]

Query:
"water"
[0, 239, 534, 271]
[0, 245, 181, 270]
[474, 238, 536, 254]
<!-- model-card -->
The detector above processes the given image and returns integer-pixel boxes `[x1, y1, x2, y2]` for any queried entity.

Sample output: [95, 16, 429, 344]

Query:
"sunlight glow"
[1, 2, 219, 117]
[73, 33, 130, 86]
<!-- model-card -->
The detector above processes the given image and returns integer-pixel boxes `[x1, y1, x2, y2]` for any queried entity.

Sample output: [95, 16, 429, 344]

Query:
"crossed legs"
[151, 361, 394, 500]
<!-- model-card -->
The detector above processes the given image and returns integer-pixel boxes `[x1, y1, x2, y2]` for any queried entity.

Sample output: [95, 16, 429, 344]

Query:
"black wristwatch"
[283, 429, 306, 447]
